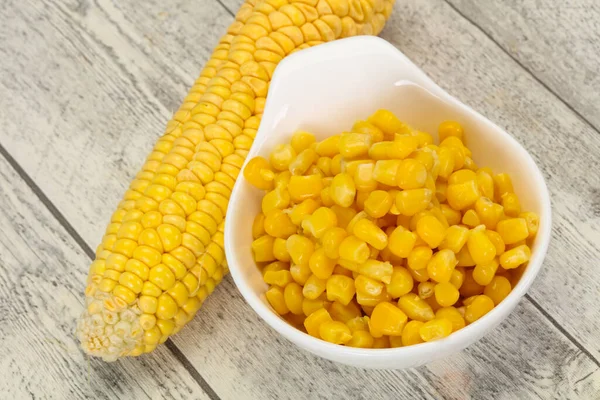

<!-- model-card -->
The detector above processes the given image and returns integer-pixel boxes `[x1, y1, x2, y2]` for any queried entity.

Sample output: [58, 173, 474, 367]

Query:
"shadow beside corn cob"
[77, 0, 396, 361]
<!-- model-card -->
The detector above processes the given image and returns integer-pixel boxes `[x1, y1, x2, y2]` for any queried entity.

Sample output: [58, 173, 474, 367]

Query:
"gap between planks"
[0, 141, 222, 400]
[442, 0, 600, 136]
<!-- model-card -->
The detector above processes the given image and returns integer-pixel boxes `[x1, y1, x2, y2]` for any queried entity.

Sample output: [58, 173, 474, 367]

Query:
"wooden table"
[1, 0, 599, 398]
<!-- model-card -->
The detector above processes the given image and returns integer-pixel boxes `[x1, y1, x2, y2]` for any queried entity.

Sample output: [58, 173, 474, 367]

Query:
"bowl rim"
[224, 36, 552, 363]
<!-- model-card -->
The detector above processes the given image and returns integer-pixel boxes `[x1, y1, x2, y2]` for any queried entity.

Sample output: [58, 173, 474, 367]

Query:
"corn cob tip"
[77, 290, 144, 362]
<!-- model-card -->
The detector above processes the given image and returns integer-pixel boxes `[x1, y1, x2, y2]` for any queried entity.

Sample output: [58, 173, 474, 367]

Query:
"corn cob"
[77, 0, 396, 361]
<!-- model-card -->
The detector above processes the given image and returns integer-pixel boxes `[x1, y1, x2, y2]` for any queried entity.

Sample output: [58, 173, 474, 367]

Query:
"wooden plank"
[446, 0, 600, 129]
[1, 0, 599, 399]
[0, 154, 211, 399]
[376, 0, 600, 359]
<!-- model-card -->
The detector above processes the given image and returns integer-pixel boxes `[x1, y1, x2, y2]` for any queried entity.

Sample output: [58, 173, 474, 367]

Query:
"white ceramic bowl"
[224, 36, 552, 369]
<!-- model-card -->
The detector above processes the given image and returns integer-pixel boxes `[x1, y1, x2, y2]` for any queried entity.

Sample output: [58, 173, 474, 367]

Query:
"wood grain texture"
[446, 0, 600, 129]
[1, 0, 600, 399]
[0, 154, 211, 400]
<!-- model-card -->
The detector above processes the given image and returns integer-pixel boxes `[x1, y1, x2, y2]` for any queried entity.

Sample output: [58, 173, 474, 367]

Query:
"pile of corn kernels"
[244, 109, 539, 348]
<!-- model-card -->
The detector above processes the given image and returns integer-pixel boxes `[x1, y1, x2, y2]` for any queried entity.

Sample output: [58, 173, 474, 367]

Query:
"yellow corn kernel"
[427, 249, 457, 283]
[438, 225, 469, 254]
[433, 282, 459, 307]
[417, 281, 435, 299]
[484, 276, 512, 305]
[288, 174, 323, 202]
[346, 211, 370, 235]
[356, 286, 391, 307]
[353, 219, 388, 250]
[474, 169, 494, 200]
[473, 257, 499, 286]
[261, 187, 290, 214]
[358, 259, 394, 284]
[308, 248, 336, 280]
[338, 132, 372, 159]
[459, 269, 484, 297]
[269, 144, 296, 171]
[315, 135, 341, 157]
[302, 297, 328, 317]
[401, 320, 425, 346]
[467, 225, 497, 265]
[368, 109, 409, 136]
[493, 173, 514, 200]
[369, 302, 408, 337]
[369, 138, 418, 160]
[327, 205, 355, 230]
[483, 231, 505, 257]
[326, 274, 356, 306]
[416, 215, 447, 249]
[464, 295, 494, 324]
[330, 154, 342, 175]
[437, 147, 455, 180]
[496, 218, 529, 244]
[352, 120, 385, 143]
[263, 269, 293, 287]
[262, 260, 288, 275]
[439, 205, 460, 227]
[330, 173, 356, 208]
[289, 198, 320, 226]
[355, 274, 385, 297]
[435, 307, 465, 332]
[346, 316, 369, 333]
[448, 169, 476, 185]
[499, 245, 531, 269]
[320, 227, 345, 259]
[462, 209, 480, 228]
[273, 238, 291, 262]
[319, 321, 352, 344]
[395, 188, 432, 216]
[396, 159, 427, 190]
[303, 274, 327, 300]
[302, 207, 337, 239]
[332, 265, 353, 278]
[419, 318, 453, 342]
[244, 157, 274, 190]
[251, 235, 276, 262]
[316, 157, 332, 177]
[290, 131, 316, 154]
[338, 235, 370, 264]
[519, 212, 539, 239]
[363, 190, 393, 218]
[264, 209, 296, 239]
[286, 234, 315, 266]
[304, 308, 332, 338]
[407, 246, 433, 271]
[438, 120, 464, 142]
[474, 197, 504, 230]
[328, 301, 362, 323]
[501, 193, 521, 217]
[290, 262, 311, 286]
[386, 226, 416, 258]
[447, 180, 480, 210]
[353, 162, 378, 192]
[450, 267, 465, 289]
[289, 148, 318, 176]
[372, 160, 401, 186]
[397, 293, 435, 322]
[283, 283, 304, 316]
[384, 267, 413, 298]
[274, 170, 291, 190]
[347, 330, 375, 348]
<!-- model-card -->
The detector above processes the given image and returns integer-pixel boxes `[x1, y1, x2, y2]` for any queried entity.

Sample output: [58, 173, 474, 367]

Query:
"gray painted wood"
[1, 0, 599, 399]
[446, 0, 600, 129]
[0, 155, 211, 399]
